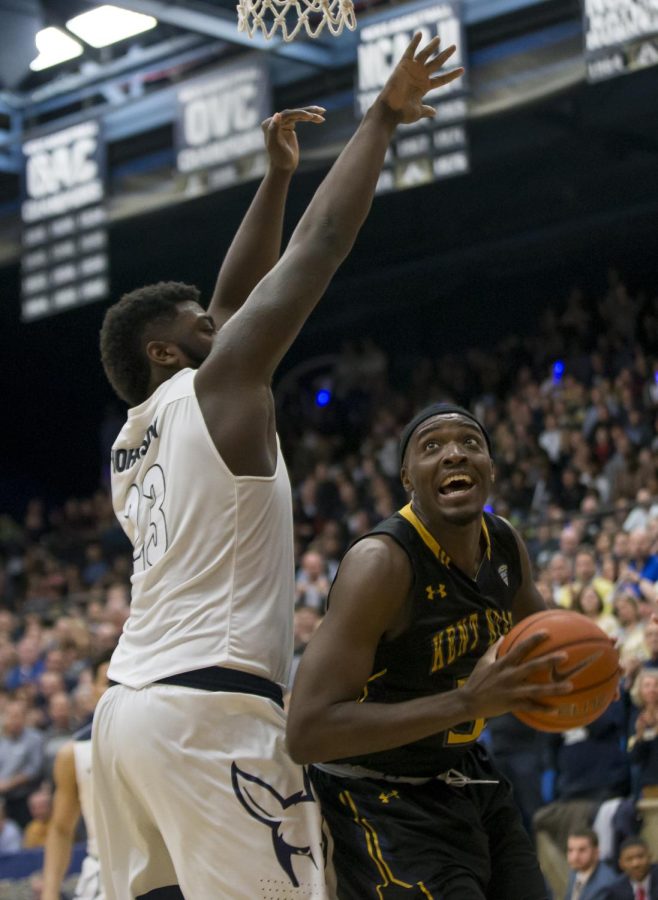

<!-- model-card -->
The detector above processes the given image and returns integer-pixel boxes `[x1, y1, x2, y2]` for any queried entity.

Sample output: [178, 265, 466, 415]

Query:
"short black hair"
[619, 836, 648, 854]
[100, 281, 200, 406]
[568, 829, 598, 847]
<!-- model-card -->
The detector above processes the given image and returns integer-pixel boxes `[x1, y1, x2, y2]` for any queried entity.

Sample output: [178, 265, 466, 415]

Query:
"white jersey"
[72, 736, 98, 859]
[108, 368, 295, 689]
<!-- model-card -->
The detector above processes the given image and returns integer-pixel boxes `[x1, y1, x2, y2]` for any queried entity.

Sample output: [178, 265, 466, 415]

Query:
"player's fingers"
[419, 105, 437, 120]
[278, 107, 326, 121]
[501, 631, 549, 665]
[521, 680, 573, 697]
[517, 652, 568, 678]
[415, 36, 441, 64]
[426, 44, 457, 72]
[429, 67, 465, 89]
[262, 112, 281, 132]
[403, 32, 422, 59]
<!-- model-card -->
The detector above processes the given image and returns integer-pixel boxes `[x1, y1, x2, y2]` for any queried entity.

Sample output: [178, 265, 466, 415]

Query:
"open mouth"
[438, 474, 476, 497]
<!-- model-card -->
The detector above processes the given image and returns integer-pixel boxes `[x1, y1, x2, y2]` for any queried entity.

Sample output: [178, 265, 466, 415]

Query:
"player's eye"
[425, 440, 440, 450]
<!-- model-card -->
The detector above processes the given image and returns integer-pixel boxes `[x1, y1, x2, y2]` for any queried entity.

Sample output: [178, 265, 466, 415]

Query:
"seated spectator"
[0, 796, 22, 856]
[22, 789, 52, 849]
[643, 621, 658, 668]
[623, 489, 655, 533]
[603, 837, 658, 899]
[551, 552, 575, 607]
[81, 541, 109, 587]
[295, 550, 331, 613]
[615, 593, 648, 672]
[0, 699, 44, 827]
[4, 637, 44, 692]
[42, 692, 77, 779]
[573, 585, 621, 640]
[617, 529, 658, 608]
[573, 547, 616, 610]
[565, 829, 618, 900]
[628, 668, 658, 799]
[287, 605, 322, 695]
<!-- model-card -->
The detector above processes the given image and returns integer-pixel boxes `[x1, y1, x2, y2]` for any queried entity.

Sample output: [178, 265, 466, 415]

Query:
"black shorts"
[311, 745, 548, 900]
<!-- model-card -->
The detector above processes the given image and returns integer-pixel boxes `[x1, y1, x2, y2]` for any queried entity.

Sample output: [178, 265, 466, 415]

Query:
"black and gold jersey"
[339, 503, 521, 777]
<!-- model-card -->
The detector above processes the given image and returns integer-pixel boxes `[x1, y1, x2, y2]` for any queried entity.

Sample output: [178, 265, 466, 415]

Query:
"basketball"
[497, 609, 620, 733]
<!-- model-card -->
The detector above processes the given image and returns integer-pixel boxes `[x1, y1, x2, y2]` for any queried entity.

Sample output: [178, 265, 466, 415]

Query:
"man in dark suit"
[564, 829, 617, 900]
[602, 838, 658, 900]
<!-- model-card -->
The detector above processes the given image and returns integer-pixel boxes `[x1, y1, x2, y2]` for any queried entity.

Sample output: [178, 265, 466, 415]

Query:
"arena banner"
[356, 1, 469, 193]
[21, 119, 109, 322]
[584, 0, 658, 83]
[174, 57, 272, 194]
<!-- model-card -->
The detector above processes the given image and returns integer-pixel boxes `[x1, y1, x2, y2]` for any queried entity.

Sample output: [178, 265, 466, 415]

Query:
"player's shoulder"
[484, 511, 521, 545]
[346, 531, 409, 571]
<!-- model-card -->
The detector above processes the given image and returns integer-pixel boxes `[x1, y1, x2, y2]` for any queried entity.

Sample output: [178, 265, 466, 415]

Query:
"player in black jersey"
[287, 403, 576, 900]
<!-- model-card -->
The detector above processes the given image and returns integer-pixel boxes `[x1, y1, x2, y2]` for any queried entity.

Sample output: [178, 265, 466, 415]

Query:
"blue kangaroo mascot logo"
[231, 762, 323, 888]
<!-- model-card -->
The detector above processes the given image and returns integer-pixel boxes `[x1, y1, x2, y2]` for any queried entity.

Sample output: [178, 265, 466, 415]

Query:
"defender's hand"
[262, 106, 326, 173]
[378, 33, 464, 125]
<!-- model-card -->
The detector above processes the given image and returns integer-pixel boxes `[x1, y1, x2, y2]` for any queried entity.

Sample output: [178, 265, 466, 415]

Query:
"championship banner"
[356, 1, 469, 194]
[174, 57, 272, 194]
[584, 0, 658, 83]
[21, 120, 109, 322]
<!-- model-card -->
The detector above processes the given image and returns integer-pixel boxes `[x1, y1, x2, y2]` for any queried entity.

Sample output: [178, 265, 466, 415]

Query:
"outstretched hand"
[262, 106, 326, 173]
[379, 32, 464, 125]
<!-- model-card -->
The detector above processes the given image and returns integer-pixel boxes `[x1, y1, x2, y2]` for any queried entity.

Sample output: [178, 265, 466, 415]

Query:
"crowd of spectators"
[0, 269, 657, 895]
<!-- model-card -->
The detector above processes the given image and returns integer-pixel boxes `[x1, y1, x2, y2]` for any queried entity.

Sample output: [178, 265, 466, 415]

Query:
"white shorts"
[92, 683, 336, 900]
[73, 855, 103, 900]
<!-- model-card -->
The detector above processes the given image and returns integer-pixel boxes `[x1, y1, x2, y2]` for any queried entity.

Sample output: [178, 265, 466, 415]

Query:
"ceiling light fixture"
[66, 4, 158, 49]
[30, 27, 84, 71]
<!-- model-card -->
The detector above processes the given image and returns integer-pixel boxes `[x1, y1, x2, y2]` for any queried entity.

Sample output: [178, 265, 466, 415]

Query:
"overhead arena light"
[30, 27, 84, 71]
[66, 4, 158, 49]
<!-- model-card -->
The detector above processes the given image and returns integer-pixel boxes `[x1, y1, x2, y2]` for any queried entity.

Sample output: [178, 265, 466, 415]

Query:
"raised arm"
[42, 743, 80, 900]
[199, 35, 463, 389]
[286, 536, 573, 764]
[206, 106, 325, 328]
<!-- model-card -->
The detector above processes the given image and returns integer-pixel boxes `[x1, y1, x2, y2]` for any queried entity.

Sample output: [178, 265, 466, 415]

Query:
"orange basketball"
[497, 609, 620, 732]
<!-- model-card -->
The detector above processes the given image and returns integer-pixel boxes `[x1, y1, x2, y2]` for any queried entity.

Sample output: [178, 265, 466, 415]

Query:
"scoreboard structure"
[20, 121, 109, 322]
[584, 0, 658, 82]
[6, 0, 657, 322]
[356, 1, 469, 194]
[174, 56, 272, 193]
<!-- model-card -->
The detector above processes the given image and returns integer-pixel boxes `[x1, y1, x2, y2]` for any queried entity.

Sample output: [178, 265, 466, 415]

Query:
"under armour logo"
[426, 584, 447, 601]
[378, 790, 399, 804]
[498, 565, 509, 586]
[231, 763, 321, 888]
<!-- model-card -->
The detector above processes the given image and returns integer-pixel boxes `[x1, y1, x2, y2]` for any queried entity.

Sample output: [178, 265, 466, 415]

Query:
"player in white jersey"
[42, 656, 110, 900]
[94, 38, 463, 900]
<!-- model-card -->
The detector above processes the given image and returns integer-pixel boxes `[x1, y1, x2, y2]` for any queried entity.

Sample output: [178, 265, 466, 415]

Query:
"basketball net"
[237, 0, 356, 42]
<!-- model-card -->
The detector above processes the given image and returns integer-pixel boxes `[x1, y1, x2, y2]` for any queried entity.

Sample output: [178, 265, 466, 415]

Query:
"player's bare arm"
[510, 525, 548, 622]
[195, 36, 464, 476]
[286, 535, 572, 765]
[207, 107, 325, 329]
[42, 743, 81, 900]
